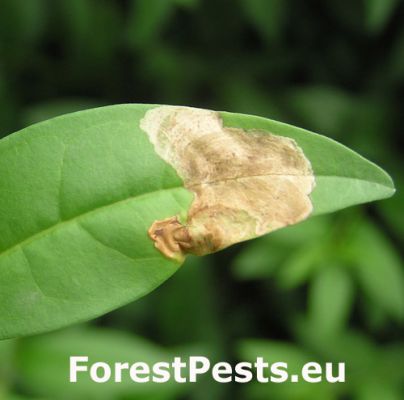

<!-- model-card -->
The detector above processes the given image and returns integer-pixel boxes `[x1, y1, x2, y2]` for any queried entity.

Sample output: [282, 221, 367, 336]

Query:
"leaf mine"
[141, 106, 316, 259]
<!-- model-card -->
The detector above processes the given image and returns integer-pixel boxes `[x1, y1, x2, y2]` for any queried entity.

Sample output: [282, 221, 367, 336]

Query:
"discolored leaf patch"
[141, 106, 316, 259]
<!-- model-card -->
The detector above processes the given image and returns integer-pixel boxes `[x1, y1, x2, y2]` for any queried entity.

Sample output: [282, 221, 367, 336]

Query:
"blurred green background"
[0, 0, 403, 399]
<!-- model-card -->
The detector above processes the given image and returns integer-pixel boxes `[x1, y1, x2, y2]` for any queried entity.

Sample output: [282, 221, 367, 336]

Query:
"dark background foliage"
[0, 1, 403, 399]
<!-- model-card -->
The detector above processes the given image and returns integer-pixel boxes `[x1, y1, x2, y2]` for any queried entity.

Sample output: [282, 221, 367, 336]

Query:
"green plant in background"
[0, 0, 403, 399]
[234, 214, 404, 400]
[1, 329, 183, 400]
[234, 213, 404, 325]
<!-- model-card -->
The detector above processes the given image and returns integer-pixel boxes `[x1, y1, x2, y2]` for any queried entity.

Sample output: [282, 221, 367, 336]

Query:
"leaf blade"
[0, 104, 395, 338]
[221, 111, 395, 214]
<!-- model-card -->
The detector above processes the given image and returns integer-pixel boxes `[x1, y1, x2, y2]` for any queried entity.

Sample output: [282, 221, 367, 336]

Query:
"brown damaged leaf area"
[141, 106, 315, 260]
[147, 216, 193, 261]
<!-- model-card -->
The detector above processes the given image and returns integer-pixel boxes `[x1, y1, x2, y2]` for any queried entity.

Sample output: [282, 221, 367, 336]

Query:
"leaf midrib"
[0, 185, 184, 260]
[0, 172, 392, 261]
[188, 173, 392, 191]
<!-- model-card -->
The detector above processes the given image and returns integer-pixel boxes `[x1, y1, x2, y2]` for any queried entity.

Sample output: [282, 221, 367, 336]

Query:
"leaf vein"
[0, 185, 183, 260]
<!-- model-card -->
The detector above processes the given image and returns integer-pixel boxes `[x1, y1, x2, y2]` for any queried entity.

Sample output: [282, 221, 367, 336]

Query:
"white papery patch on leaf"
[141, 106, 315, 259]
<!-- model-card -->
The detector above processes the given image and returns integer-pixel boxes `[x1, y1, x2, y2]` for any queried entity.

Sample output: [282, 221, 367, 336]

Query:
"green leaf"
[233, 216, 330, 281]
[364, 0, 399, 34]
[350, 220, 404, 321]
[239, 340, 311, 374]
[295, 321, 403, 397]
[0, 105, 394, 339]
[356, 381, 402, 400]
[15, 328, 188, 399]
[295, 322, 378, 379]
[307, 264, 354, 337]
[276, 245, 325, 289]
[285, 86, 355, 138]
